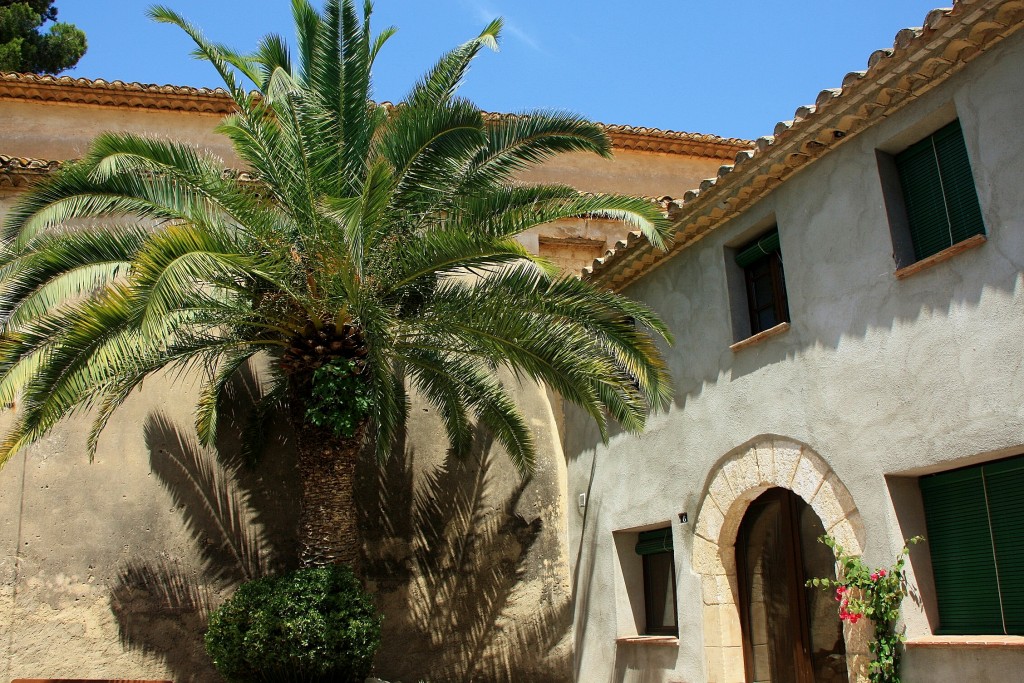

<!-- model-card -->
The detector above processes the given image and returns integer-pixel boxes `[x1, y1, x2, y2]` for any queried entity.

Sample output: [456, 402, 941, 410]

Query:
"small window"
[735, 229, 790, 336]
[919, 455, 1024, 635]
[635, 527, 678, 636]
[894, 118, 985, 263]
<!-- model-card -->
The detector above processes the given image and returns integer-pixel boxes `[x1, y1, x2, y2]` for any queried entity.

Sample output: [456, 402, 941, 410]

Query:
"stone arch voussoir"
[691, 436, 868, 683]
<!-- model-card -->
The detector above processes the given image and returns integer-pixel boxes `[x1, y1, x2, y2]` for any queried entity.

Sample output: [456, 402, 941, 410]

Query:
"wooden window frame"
[635, 527, 678, 637]
[642, 549, 679, 636]
[741, 245, 786, 335]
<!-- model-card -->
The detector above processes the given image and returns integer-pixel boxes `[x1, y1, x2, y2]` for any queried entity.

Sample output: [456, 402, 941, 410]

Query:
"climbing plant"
[808, 535, 923, 683]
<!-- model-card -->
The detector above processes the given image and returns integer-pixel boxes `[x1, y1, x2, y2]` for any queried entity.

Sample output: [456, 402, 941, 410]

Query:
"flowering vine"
[808, 535, 923, 683]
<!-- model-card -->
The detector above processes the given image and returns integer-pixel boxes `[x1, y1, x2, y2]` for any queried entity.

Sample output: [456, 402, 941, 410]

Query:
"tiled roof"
[584, 0, 1024, 289]
[0, 154, 61, 189]
[0, 154, 267, 189]
[0, 72, 750, 160]
[0, 72, 233, 113]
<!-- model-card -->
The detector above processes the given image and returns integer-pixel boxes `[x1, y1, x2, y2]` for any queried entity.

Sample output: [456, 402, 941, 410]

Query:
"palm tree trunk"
[293, 421, 365, 570]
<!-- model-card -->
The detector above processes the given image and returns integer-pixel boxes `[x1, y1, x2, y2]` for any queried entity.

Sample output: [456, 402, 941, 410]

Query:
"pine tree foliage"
[0, 1, 86, 74]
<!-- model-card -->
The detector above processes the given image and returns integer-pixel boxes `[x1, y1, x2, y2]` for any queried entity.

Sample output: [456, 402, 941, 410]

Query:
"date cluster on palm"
[280, 320, 367, 387]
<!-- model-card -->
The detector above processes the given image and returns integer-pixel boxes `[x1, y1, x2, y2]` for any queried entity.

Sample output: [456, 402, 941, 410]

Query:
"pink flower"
[878, 569, 887, 578]
[871, 572, 879, 581]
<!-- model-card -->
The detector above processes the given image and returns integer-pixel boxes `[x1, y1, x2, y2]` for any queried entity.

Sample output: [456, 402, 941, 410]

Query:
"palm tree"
[0, 0, 673, 568]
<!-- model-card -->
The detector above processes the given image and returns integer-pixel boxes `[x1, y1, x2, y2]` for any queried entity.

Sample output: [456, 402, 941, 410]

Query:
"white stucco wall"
[564, 30, 1024, 683]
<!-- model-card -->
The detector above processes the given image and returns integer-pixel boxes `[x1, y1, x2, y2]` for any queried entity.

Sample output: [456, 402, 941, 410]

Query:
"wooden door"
[736, 488, 848, 683]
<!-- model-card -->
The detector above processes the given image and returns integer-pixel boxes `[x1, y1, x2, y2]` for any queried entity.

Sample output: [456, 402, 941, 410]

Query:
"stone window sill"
[894, 233, 986, 280]
[904, 635, 1024, 649]
[616, 635, 679, 646]
[730, 321, 790, 352]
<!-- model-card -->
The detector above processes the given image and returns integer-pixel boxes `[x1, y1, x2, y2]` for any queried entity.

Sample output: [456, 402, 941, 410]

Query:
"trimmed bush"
[205, 564, 381, 682]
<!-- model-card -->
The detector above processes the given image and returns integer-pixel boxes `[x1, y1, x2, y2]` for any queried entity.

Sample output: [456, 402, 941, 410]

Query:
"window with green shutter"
[920, 455, 1024, 635]
[895, 119, 986, 262]
[735, 229, 789, 336]
[635, 527, 678, 636]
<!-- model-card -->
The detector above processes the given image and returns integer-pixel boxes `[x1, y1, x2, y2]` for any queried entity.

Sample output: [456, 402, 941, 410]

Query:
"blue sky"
[58, 1, 943, 141]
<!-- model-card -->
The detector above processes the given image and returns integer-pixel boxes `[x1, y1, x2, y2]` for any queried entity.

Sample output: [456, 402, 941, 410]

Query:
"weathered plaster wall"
[0, 100, 240, 165]
[0, 88, 717, 680]
[902, 645, 1024, 683]
[0, 99, 727, 201]
[0, 350, 573, 681]
[363, 374, 574, 683]
[0, 371, 301, 682]
[564, 30, 1024, 683]
[517, 148, 727, 199]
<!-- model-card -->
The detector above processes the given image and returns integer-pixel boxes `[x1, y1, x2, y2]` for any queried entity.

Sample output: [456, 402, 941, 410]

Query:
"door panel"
[737, 489, 848, 683]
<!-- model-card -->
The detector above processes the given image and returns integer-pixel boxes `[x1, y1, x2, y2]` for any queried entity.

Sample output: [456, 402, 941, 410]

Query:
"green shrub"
[205, 564, 381, 682]
[304, 359, 372, 438]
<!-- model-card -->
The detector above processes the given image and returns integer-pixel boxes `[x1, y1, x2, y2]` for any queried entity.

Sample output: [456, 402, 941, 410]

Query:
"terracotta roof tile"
[0, 72, 751, 159]
[0, 154, 272, 190]
[0, 154, 61, 189]
[0, 72, 233, 114]
[584, 0, 1024, 289]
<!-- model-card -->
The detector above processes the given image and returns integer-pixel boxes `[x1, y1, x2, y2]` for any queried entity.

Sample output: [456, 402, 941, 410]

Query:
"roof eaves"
[584, 0, 1024, 290]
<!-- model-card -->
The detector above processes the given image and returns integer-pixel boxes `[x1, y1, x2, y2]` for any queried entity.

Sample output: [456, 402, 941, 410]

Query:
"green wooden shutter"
[735, 230, 781, 268]
[897, 136, 949, 261]
[636, 527, 673, 555]
[920, 466, 1004, 634]
[933, 120, 986, 246]
[983, 457, 1024, 635]
[895, 119, 985, 262]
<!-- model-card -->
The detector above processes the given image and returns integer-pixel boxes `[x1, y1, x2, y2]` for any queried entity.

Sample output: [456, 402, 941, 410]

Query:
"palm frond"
[195, 349, 260, 447]
[0, 224, 148, 330]
[463, 112, 612, 188]
[406, 18, 501, 109]
[404, 348, 535, 475]
[0, 2, 675, 480]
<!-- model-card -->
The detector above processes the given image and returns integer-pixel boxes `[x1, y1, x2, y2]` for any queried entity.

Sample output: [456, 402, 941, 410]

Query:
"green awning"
[735, 231, 781, 268]
[636, 527, 673, 555]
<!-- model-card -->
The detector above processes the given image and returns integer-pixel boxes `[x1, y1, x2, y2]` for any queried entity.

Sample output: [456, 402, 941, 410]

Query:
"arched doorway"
[736, 488, 848, 683]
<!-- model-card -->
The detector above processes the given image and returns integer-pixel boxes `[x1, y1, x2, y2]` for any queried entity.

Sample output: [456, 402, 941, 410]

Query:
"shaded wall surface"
[0, 364, 572, 682]
[564, 29, 1024, 683]
[0, 371, 300, 681]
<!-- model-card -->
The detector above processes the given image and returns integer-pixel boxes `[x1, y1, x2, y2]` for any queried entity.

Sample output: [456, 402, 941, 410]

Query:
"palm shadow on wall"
[109, 364, 298, 682]
[359, 426, 573, 683]
[107, 361, 570, 682]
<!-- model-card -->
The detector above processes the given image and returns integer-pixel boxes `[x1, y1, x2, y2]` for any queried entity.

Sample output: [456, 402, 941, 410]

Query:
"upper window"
[919, 455, 1024, 635]
[735, 229, 790, 336]
[635, 527, 678, 636]
[894, 118, 986, 263]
